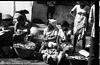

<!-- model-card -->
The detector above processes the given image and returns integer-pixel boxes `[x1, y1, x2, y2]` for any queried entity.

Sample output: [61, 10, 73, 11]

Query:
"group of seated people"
[0, 10, 41, 58]
[39, 19, 73, 65]
[39, 18, 90, 65]
[0, 9, 88, 65]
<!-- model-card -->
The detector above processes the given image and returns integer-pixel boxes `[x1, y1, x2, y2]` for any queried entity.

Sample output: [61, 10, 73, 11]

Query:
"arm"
[47, 35, 57, 41]
[13, 22, 24, 35]
[88, 5, 93, 24]
[14, 22, 18, 34]
[58, 29, 66, 41]
[71, 5, 77, 12]
[70, 5, 77, 17]
[67, 30, 71, 35]
[44, 30, 58, 42]
[42, 28, 48, 41]
[46, 33, 58, 42]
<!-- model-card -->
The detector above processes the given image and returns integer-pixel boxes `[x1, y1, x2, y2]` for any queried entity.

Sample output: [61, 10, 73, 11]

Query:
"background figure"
[57, 21, 72, 65]
[39, 19, 59, 64]
[13, 11, 29, 43]
[39, 19, 58, 53]
[16, 9, 29, 22]
[70, 1, 90, 53]
[0, 14, 14, 58]
[88, 3, 97, 65]
[60, 21, 72, 45]
[47, 1, 56, 19]
[2, 14, 13, 27]
[13, 10, 29, 28]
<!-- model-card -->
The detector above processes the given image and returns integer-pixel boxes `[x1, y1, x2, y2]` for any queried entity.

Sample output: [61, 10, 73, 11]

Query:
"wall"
[0, 1, 33, 21]
[15, 1, 33, 21]
[54, 5, 74, 24]
[0, 1, 14, 16]
[31, 2, 74, 24]
[31, 2, 48, 23]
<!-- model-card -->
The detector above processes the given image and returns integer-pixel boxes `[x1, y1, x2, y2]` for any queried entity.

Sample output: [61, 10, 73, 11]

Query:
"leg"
[39, 44, 45, 53]
[82, 34, 86, 49]
[39, 42, 47, 53]
[50, 6, 55, 19]
[57, 51, 63, 64]
[88, 37, 98, 65]
[47, 10, 49, 19]
[43, 54, 48, 63]
[73, 34, 78, 52]
[47, 6, 51, 19]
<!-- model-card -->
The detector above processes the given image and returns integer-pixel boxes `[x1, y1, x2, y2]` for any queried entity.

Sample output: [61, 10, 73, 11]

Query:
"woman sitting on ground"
[13, 13, 29, 43]
[57, 20, 72, 65]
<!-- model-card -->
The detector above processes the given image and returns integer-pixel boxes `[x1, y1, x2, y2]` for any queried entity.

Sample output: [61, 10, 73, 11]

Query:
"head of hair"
[17, 15, 26, 25]
[48, 23, 54, 31]
[61, 20, 70, 31]
[61, 20, 69, 27]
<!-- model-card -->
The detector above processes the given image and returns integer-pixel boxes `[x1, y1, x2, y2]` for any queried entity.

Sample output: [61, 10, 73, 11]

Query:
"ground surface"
[0, 58, 48, 65]
[0, 36, 98, 65]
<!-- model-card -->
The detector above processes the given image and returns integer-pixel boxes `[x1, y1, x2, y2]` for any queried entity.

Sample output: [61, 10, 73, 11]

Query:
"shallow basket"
[69, 59, 88, 65]
[14, 47, 35, 59]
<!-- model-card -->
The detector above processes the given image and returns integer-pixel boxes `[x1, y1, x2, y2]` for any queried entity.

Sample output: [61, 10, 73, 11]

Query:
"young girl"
[57, 21, 72, 65]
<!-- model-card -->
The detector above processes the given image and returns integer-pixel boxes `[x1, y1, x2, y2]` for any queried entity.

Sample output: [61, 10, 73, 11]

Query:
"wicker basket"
[14, 47, 35, 59]
[69, 59, 88, 65]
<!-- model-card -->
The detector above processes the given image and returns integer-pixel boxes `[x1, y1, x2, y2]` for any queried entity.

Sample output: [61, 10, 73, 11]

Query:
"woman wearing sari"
[70, 1, 90, 53]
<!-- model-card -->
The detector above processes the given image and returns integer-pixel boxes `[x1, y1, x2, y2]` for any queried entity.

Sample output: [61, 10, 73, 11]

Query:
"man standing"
[88, 3, 98, 65]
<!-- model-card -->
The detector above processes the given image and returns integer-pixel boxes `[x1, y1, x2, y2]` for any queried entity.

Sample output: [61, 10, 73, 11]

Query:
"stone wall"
[31, 2, 91, 35]
[31, 2, 74, 25]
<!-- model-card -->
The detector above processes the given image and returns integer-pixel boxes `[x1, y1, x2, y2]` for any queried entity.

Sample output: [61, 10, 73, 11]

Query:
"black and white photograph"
[0, 1, 97, 65]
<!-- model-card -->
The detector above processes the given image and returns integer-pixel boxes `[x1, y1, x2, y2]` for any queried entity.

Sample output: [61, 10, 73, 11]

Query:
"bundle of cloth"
[13, 41, 36, 50]
[41, 41, 58, 64]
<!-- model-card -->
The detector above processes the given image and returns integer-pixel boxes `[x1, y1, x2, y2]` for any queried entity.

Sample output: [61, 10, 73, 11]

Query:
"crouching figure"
[39, 19, 59, 65]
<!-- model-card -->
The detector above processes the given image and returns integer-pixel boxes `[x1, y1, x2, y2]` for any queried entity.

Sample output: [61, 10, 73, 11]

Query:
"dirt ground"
[0, 58, 48, 65]
[0, 36, 98, 65]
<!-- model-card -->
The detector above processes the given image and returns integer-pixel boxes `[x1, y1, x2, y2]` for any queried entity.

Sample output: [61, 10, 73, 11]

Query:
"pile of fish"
[13, 42, 36, 50]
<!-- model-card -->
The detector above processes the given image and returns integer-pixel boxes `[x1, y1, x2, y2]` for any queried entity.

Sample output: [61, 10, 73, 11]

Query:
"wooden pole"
[13, 1, 16, 17]
[0, 13, 2, 25]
